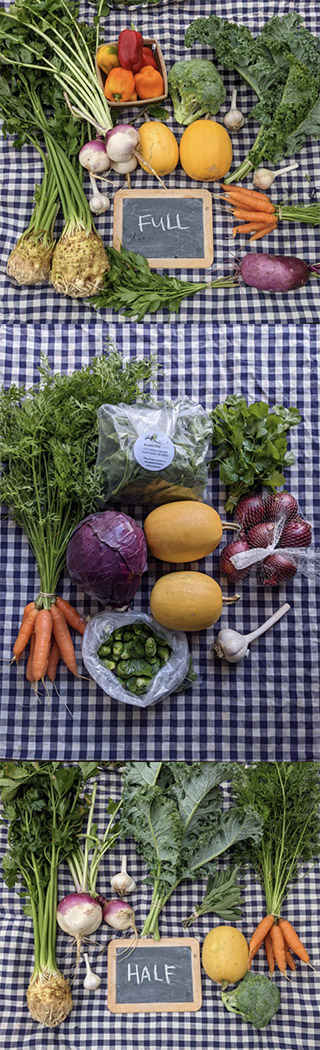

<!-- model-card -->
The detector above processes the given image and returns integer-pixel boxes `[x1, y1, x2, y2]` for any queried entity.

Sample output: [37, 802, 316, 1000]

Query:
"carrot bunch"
[220, 184, 278, 241]
[13, 596, 86, 686]
[249, 915, 310, 976]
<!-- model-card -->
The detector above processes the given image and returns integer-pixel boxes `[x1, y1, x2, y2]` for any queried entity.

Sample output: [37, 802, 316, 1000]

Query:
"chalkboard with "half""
[107, 937, 202, 1013]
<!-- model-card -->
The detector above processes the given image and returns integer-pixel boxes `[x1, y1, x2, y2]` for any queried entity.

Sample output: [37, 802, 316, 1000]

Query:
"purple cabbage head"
[66, 511, 148, 607]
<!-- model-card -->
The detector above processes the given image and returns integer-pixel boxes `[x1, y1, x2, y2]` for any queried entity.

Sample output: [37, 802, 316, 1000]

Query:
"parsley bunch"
[210, 396, 301, 511]
[90, 247, 236, 320]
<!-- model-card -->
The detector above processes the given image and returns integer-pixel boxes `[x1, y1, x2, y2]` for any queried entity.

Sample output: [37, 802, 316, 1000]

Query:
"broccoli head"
[167, 59, 226, 126]
[221, 972, 281, 1029]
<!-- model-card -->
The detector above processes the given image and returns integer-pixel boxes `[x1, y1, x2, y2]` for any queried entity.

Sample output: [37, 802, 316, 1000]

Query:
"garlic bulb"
[88, 174, 110, 215]
[223, 90, 245, 131]
[83, 953, 101, 991]
[253, 161, 299, 190]
[214, 603, 290, 663]
[110, 856, 136, 896]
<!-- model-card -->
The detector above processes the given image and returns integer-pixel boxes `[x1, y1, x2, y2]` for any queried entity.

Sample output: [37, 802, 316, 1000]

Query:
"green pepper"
[145, 637, 157, 658]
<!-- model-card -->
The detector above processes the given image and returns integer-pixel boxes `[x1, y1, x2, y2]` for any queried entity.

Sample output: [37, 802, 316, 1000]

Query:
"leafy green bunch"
[185, 12, 320, 180]
[210, 395, 301, 511]
[231, 762, 320, 916]
[120, 762, 262, 939]
[0, 352, 155, 595]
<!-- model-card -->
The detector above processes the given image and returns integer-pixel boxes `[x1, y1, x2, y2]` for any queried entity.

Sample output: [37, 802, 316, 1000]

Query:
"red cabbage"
[66, 511, 148, 607]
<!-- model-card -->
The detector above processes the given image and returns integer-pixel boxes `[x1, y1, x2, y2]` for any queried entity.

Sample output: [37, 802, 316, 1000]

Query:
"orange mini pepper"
[96, 43, 120, 76]
[104, 67, 135, 102]
[134, 66, 164, 100]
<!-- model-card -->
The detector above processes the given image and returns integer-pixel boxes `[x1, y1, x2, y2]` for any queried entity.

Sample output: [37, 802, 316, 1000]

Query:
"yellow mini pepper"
[134, 66, 164, 100]
[96, 43, 120, 76]
[104, 67, 135, 103]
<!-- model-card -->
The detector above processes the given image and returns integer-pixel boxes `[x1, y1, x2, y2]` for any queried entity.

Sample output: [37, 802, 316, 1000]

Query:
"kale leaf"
[185, 13, 320, 177]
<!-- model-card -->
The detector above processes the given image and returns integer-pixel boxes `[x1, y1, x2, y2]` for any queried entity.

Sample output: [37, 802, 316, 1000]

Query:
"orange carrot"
[50, 604, 79, 677]
[249, 914, 274, 957]
[26, 633, 36, 683]
[270, 923, 287, 974]
[13, 607, 39, 659]
[232, 221, 271, 236]
[47, 638, 61, 683]
[285, 948, 296, 972]
[32, 609, 53, 681]
[278, 919, 310, 963]
[232, 207, 275, 222]
[221, 184, 275, 212]
[249, 221, 278, 241]
[55, 596, 86, 635]
[23, 601, 36, 619]
[265, 932, 275, 977]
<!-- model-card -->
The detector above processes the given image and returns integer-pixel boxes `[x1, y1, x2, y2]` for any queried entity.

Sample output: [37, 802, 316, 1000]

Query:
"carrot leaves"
[231, 762, 320, 916]
[0, 353, 155, 595]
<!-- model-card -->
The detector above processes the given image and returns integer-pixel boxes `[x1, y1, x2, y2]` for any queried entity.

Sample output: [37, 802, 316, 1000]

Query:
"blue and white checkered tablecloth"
[0, 0, 320, 325]
[0, 768, 319, 1050]
[1, 322, 319, 761]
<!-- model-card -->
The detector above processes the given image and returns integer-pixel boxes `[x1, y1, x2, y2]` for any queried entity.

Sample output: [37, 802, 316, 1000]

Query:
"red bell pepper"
[118, 29, 144, 74]
[140, 46, 158, 71]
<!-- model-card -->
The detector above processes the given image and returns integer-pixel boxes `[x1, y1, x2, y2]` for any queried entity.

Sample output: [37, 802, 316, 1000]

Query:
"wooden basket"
[95, 38, 168, 108]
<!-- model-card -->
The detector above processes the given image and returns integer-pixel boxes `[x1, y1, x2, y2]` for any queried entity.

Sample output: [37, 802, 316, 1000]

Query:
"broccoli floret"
[221, 972, 281, 1029]
[167, 59, 226, 126]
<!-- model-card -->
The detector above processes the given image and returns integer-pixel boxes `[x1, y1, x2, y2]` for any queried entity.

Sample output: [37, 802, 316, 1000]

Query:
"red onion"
[279, 516, 312, 548]
[264, 492, 298, 523]
[259, 553, 297, 586]
[246, 522, 275, 548]
[234, 494, 266, 529]
[103, 898, 137, 934]
[220, 538, 251, 582]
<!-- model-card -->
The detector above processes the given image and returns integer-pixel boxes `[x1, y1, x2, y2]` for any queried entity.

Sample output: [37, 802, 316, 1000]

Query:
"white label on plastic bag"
[133, 431, 175, 472]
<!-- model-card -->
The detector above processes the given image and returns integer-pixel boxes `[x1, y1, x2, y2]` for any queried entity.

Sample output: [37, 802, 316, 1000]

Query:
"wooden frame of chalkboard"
[108, 937, 202, 1014]
[113, 189, 213, 269]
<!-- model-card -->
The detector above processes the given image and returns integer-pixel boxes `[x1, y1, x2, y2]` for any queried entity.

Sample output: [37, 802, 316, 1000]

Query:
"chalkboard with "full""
[113, 190, 213, 269]
[107, 937, 202, 1014]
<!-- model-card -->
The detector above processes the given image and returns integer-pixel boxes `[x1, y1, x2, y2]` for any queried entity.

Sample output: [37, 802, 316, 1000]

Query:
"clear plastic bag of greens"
[82, 611, 190, 708]
[96, 397, 212, 505]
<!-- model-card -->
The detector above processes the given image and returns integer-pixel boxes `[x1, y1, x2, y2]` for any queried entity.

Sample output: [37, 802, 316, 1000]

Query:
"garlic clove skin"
[214, 629, 249, 663]
[83, 954, 101, 991]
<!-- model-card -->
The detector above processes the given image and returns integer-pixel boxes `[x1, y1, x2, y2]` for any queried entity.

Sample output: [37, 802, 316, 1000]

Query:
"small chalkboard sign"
[113, 190, 213, 268]
[108, 937, 202, 1014]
